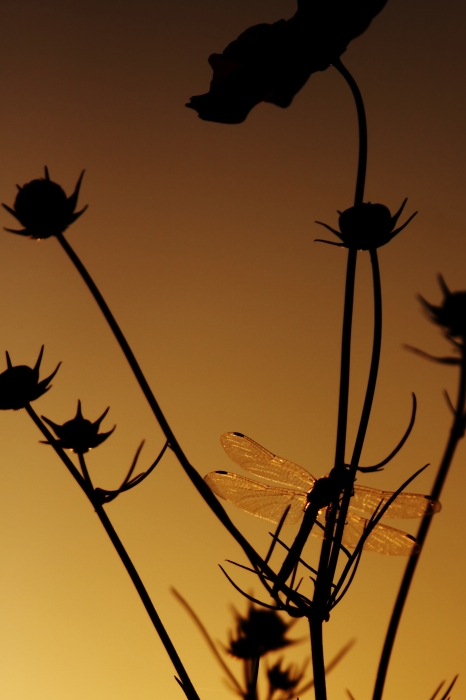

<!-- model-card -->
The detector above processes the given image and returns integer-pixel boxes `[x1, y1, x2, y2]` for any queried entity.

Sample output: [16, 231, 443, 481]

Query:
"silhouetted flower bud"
[0, 347, 60, 410]
[316, 200, 417, 250]
[227, 604, 293, 659]
[419, 276, 466, 340]
[2, 167, 87, 239]
[267, 659, 304, 693]
[187, 0, 387, 123]
[42, 401, 115, 454]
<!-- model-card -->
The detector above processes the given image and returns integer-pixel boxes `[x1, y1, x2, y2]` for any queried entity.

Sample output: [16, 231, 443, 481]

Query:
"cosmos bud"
[42, 401, 115, 454]
[2, 167, 87, 239]
[0, 347, 60, 410]
[316, 200, 417, 250]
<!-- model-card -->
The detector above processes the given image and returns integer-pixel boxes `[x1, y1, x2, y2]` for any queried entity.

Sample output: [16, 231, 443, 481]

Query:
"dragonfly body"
[205, 432, 441, 560]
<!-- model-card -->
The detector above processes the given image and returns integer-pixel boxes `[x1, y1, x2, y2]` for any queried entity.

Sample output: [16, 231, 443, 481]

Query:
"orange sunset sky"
[0, 1, 465, 698]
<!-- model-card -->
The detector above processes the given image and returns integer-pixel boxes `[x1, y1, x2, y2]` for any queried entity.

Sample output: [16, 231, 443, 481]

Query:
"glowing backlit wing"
[350, 485, 441, 519]
[342, 513, 419, 555]
[309, 511, 419, 555]
[220, 432, 315, 490]
[207, 432, 440, 557]
[204, 471, 307, 524]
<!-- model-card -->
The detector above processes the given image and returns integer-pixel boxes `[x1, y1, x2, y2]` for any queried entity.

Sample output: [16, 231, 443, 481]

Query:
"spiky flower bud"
[42, 401, 115, 454]
[2, 167, 87, 239]
[419, 276, 466, 340]
[267, 659, 305, 693]
[316, 200, 417, 250]
[0, 347, 60, 410]
[227, 604, 293, 659]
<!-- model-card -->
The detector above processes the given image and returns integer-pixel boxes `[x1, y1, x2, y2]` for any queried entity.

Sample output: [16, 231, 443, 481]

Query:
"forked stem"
[25, 404, 200, 700]
[327, 249, 382, 586]
[310, 59, 369, 699]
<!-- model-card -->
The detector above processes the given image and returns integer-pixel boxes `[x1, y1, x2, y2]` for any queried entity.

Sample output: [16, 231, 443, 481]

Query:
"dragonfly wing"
[220, 432, 315, 490]
[205, 471, 306, 524]
[350, 485, 441, 519]
[342, 513, 419, 555]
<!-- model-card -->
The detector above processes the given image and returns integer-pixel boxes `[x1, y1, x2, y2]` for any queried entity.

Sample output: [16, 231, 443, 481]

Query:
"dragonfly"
[205, 432, 441, 562]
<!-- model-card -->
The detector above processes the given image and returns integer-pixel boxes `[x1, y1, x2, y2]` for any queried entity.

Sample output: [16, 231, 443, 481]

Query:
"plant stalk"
[373, 348, 466, 700]
[55, 232, 294, 596]
[25, 405, 200, 700]
[309, 59, 369, 697]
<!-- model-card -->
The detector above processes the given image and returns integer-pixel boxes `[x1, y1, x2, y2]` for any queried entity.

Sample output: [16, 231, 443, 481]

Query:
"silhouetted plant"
[0, 346, 59, 410]
[186, 0, 387, 123]
[315, 200, 417, 249]
[173, 589, 354, 700]
[0, 373, 200, 700]
[1, 1, 463, 698]
[2, 167, 86, 239]
[373, 278, 466, 700]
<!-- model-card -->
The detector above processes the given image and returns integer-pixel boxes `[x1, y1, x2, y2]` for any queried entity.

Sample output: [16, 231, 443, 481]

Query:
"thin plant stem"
[327, 249, 382, 586]
[245, 657, 260, 700]
[54, 232, 292, 595]
[25, 404, 200, 700]
[332, 58, 367, 207]
[310, 59, 368, 699]
[310, 249, 357, 699]
[351, 249, 382, 466]
[309, 613, 326, 700]
[323, 57, 371, 599]
[296, 638, 356, 697]
[26, 404, 91, 495]
[373, 349, 466, 700]
[171, 587, 243, 695]
[78, 452, 93, 486]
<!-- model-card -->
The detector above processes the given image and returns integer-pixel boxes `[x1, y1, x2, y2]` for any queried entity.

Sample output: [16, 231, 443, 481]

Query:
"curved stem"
[55, 233, 298, 602]
[332, 58, 368, 206]
[310, 62, 369, 695]
[25, 405, 200, 700]
[321, 60, 372, 602]
[373, 348, 466, 700]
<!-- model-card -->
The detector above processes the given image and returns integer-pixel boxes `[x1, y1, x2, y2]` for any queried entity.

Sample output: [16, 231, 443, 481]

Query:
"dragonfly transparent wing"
[205, 471, 307, 524]
[221, 432, 315, 490]
[342, 513, 418, 555]
[350, 485, 441, 519]
[309, 511, 418, 555]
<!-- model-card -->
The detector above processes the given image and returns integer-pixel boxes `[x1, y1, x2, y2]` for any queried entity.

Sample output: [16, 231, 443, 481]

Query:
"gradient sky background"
[0, 0, 465, 698]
